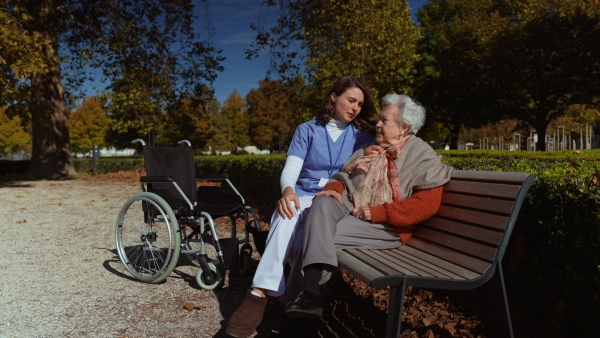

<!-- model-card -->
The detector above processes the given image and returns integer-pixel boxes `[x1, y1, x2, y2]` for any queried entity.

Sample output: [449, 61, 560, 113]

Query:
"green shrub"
[73, 157, 144, 174]
[196, 154, 285, 206]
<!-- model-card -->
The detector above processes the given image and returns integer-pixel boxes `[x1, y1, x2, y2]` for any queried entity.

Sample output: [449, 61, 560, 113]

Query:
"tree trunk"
[449, 123, 461, 150]
[26, 0, 76, 179]
[533, 118, 549, 152]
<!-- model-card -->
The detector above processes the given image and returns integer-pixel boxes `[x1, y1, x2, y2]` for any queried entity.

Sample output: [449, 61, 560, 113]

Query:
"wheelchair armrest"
[196, 173, 230, 181]
[140, 176, 176, 183]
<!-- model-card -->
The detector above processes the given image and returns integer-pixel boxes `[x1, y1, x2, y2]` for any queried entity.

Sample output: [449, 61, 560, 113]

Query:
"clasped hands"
[278, 188, 371, 221]
[315, 189, 371, 222]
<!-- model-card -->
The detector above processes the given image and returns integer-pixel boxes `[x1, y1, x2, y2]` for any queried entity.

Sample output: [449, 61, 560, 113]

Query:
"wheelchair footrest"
[219, 237, 239, 270]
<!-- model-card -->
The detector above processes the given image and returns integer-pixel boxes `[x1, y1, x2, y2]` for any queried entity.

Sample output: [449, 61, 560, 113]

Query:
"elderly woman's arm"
[370, 186, 443, 226]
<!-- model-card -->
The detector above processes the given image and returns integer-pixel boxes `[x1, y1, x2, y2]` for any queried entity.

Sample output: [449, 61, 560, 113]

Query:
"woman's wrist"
[282, 186, 295, 197]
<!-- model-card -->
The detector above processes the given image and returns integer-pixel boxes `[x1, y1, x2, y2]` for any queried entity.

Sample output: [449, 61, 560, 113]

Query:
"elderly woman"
[283, 94, 453, 318]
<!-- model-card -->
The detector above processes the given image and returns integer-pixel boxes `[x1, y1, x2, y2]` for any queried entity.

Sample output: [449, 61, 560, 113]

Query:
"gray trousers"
[281, 195, 402, 303]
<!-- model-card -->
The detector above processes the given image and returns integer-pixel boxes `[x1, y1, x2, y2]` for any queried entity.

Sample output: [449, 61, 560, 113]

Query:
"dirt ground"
[0, 171, 494, 338]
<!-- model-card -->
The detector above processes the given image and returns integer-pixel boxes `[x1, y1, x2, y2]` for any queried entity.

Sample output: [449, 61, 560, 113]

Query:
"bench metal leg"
[489, 264, 514, 338]
[386, 279, 407, 338]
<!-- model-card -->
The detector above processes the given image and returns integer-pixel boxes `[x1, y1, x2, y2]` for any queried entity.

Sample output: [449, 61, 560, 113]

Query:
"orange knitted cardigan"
[322, 182, 443, 244]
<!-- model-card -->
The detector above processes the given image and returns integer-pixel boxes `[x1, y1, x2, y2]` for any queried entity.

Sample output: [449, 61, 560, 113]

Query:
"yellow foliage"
[0, 107, 31, 153]
[68, 97, 111, 154]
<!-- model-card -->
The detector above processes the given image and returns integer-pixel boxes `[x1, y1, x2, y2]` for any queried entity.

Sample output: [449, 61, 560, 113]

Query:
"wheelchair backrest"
[144, 145, 197, 210]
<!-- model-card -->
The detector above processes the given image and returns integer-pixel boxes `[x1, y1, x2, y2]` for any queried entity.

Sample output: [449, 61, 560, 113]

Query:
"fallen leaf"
[183, 302, 206, 311]
[423, 315, 437, 326]
[16, 219, 27, 224]
[444, 323, 457, 335]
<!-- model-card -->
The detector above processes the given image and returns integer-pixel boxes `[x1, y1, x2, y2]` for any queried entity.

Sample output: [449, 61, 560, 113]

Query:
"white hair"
[381, 94, 425, 134]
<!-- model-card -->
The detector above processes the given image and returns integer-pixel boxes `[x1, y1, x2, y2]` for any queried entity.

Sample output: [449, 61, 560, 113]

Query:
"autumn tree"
[246, 79, 296, 152]
[484, 0, 600, 151]
[221, 90, 251, 153]
[417, 0, 600, 150]
[247, 0, 420, 100]
[0, 106, 31, 154]
[416, 0, 503, 149]
[0, 0, 223, 178]
[161, 87, 221, 151]
[67, 97, 110, 155]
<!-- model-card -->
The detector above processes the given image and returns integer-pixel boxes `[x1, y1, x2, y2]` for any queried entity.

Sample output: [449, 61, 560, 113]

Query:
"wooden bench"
[336, 170, 535, 338]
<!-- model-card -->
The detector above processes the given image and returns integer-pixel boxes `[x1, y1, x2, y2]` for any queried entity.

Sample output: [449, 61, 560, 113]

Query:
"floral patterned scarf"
[343, 135, 411, 207]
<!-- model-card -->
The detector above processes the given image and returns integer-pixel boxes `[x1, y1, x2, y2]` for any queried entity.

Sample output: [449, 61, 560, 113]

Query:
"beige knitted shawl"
[329, 136, 453, 211]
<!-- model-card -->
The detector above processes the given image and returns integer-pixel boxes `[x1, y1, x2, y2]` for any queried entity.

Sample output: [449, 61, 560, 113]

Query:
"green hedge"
[195, 154, 286, 206]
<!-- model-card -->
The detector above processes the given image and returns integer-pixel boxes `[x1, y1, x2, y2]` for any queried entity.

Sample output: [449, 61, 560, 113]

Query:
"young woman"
[225, 76, 377, 338]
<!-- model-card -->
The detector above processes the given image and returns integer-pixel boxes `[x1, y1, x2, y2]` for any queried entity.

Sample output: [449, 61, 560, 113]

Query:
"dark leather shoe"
[285, 290, 324, 319]
[225, 290, 268, 337]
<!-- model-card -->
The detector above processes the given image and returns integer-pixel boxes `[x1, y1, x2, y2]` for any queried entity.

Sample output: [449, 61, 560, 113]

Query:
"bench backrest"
[406, 170, 535, 279]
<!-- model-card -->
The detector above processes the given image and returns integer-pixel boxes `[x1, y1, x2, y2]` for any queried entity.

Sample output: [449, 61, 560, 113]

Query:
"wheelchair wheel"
[115, 192, 181, 283]
[195, 262, 223, 290]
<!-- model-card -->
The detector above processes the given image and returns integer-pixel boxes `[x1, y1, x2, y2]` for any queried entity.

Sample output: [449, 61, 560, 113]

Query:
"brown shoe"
[225, 290, 268, 337]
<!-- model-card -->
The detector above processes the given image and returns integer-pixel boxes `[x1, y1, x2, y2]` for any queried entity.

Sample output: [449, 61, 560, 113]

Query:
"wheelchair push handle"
[166, 140, 191, 147]
[120, 139, 146, 148]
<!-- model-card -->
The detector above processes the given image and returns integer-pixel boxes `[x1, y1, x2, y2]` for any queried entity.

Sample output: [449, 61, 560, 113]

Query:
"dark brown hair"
[317, 76, 377, 135]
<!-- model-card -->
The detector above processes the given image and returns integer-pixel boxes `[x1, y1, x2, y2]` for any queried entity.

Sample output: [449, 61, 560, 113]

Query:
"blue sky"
[79, 0, 427, 104]
[209, 0, 428, 103]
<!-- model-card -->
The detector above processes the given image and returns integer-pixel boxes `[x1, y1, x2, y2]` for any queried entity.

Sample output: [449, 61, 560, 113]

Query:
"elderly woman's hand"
[352, 206, 372, 222]
[315, 189, 343, 205]
[278, 187, 300, 219]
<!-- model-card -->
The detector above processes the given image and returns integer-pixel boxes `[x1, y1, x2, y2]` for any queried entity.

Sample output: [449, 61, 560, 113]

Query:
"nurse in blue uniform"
[226, 76, 377, 338]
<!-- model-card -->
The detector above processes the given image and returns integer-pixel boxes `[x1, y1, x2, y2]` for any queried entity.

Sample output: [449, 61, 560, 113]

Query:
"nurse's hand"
[315, 189, 343, 205]
[278, 187, 299, 219]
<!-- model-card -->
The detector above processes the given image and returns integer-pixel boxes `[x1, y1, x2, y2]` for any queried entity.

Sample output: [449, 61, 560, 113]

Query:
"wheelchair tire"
[115, 192, 181, 283]
[195, 262, 223, 290]
[239, 250, 253, 276]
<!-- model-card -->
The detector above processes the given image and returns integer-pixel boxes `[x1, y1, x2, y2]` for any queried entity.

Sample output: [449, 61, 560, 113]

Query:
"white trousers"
[251, 195, 313, 297]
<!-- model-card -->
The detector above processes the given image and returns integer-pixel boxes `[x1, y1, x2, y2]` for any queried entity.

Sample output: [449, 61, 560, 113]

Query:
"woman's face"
[375, 105, 409, 147]
[331, 87, 364, 123]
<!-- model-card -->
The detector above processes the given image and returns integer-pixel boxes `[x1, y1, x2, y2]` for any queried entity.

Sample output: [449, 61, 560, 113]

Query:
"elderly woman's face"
[375, 106, 409, 147]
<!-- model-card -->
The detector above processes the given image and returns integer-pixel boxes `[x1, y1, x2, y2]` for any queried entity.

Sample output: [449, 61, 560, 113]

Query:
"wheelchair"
[115, 139, 267, 290]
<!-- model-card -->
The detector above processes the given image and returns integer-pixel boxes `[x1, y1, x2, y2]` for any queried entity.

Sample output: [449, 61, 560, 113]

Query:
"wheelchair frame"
[115, 139, 264, 289]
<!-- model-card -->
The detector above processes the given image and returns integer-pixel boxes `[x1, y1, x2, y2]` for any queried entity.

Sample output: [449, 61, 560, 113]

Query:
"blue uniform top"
[287, 119, 374, 197]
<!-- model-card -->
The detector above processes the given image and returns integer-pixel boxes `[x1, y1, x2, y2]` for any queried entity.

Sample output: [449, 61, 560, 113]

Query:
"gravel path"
[0, 179, 292, 338]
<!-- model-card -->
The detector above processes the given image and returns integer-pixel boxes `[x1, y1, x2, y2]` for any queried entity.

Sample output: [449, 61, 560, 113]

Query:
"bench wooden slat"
[396, 246, 481, 279]
[406, 237, 493, 275]
[441, 192, 515, 214]
[449, 170, 531, 184]
[357, 249, 439, 277]
[420, 217, 503, 245]
[436, 205, 510, 230]
[337, 250, 385, 283]
[383, 249, 466, 279]
[443, 180, 521, 199]
[411, 227, 498, 261]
